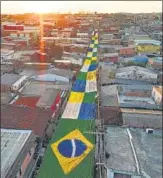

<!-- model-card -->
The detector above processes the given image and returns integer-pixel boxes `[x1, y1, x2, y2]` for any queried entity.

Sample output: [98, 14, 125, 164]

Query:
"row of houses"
[98, 14, 162, 178]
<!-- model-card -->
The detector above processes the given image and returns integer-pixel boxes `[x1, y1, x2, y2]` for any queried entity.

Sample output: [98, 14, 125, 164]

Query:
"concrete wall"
[122, 112, 162, 129]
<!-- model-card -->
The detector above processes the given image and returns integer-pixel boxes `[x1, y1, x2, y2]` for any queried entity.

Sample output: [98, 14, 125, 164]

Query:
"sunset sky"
[1, 1, 162, 14]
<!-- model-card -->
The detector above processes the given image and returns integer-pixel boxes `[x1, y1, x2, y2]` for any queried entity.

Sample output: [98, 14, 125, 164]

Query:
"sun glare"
[24, 2, 52, 14]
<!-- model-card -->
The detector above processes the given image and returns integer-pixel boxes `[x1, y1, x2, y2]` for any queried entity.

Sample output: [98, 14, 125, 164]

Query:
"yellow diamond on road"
[51, 129, 94, 175]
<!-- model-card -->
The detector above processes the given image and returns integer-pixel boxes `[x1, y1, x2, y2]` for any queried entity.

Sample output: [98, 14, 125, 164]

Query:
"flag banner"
[62, 103, 81, 119]
[78, 103, 96, 120]
[85, 80, 97, 92]
[90, 60, 98, 65]
[36, 120, 95, 178]
[92, 37, 95, 41]
[93, 48, 97, 53]
[88, 64, 98, 71]
[92, 52, 97, 57]
[83, 92, 96, 104]
[77, 72, 88, 80]
[94, 40, 98, 44]
[91, 57, 97, 61]
[72, 80, 86, 92]
[68, 92, 84, 103]
[84, 59, 91, 65]
[51, 129, 94, 174]
[89, 44, 94, 48]
[80, 65, 90, 72]
[93, 44, 98, 48]
[87, 71, 96, 81]
[87, 47, 93, 52]
[87, 52, 93, 58]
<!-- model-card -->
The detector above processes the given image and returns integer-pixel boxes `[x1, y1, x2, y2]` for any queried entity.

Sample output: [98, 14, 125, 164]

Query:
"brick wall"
[124, 91, 151, 97]
[100, 106, 122, 125]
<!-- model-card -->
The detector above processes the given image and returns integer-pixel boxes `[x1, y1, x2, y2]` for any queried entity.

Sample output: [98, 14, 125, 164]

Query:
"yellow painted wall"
[136, 45, 160, 53]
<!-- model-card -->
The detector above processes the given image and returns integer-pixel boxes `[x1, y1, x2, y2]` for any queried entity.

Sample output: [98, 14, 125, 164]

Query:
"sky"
[1, 1, 162, 14]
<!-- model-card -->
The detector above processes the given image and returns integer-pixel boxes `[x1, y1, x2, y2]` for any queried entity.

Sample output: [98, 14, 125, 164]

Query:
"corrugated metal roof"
[1, 128, 32, 178]
[117, 66, 157, 74]
[31, 74, 69, 82]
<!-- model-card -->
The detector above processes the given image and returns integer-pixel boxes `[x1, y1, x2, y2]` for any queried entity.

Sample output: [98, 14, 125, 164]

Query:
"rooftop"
[1, 128, 32, 178]
[21, 80, 70, 96]
[1, 93, 16, 104]
[132, 35, 152, 40]
[13, 96, 40, 108]
[116, 66, 157, 74]
[105, 127, 136, 174]
[15, 50, 39, 56]
[48, 67, 73, 79]
[1, 73, 22, 86]
[105, 127, 162, 178]
[117, 84, 162, 110]
[149, 57, 162, 63]
[1, 49, 14, 56]
[1, 104, 52, 137]
[31, 73, 69, 83]
[134, 39, 161, 46]
[100, 85, 119, 107]
[1, 65, 14, 74]
[36, 88, 60, 108]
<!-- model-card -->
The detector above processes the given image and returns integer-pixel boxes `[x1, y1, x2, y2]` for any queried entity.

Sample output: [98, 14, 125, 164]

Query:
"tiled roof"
[13, 96, 40, 108]
[1, 104, 52, 137]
